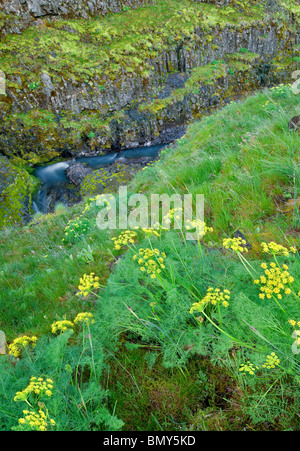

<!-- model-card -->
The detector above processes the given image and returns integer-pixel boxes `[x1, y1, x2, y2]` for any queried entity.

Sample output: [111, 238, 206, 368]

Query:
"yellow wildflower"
[111, 230, 137, 250]
[74, 312, 95, 326]
[262, 352, 280, 369]
[51, 320, 74, 334]
[185, 219, 213, 238]
[133, 248, 166, 278]
[223, 237, 248, 253]
[141, 228, 160, 238]
[17, 408, 55, 431]
[76, 273, 100, 297]
[190, 287, 231, 313]
[8, 335, 38, 358]
[239, 361, 259, 375]
[14, 376, 54, 403]
[254, 261, 294, 301]
[261, 241, 297, 257]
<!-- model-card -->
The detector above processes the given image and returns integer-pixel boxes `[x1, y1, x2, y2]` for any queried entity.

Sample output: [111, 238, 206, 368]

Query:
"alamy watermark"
[95, 187, 205, 241]
[292, 70, 300, 95]
[292, 330, 300, 355]
[0, 71, 6, 96]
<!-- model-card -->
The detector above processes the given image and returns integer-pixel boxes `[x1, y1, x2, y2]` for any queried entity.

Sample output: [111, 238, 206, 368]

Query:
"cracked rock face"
[0, 0, 152, 19]
[0, 0, 154, 35]
[0, 0, 59, 17]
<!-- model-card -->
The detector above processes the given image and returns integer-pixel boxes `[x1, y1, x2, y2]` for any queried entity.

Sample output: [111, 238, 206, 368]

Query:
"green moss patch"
[0, 156, 38, 228]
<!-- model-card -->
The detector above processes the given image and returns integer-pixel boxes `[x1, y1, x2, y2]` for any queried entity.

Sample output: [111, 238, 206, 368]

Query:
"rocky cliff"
[0, 0, 300, 228]
[0, 0, 154, 34]
[1, 1, 299, 160]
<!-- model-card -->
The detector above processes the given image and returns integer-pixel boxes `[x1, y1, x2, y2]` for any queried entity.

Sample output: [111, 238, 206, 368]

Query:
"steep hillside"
[1, 85, 300, 431]
[1, 2, 300, 432]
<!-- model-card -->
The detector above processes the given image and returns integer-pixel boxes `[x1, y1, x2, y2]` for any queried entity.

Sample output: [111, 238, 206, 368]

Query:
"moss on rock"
[0, 156, 38, 228]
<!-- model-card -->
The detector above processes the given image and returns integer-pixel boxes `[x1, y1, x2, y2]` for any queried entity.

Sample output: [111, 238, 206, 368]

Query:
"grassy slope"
[1, 84, 300, 430]
[0, 203, 114, 338]
[96, 85, 300, 430]
[132, 84, 300, 247]
[1, 85, 300, 336]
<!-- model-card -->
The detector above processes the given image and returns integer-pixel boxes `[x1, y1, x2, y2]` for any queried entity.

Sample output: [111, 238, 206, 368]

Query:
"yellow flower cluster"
[141, 228, 160, 238]
[185, 219, 213, 238]
[8, 335, 38, 358]
[63, 216, 90, 242]
[270, 84, 286, 93]
[262, 352, 280, 369]
[111, 230, 137, 250]
[239, 361, 259, 375]
[262, 99, 274, 110]
[261, 241, 297, 257]
[133, 248, 166, 279]
[254, 262, 294, 300]
[190, 287, 230, 313]
[77, 273, 100, 297]
[74, 312, 95, 326]
[51, 312, 95, 335]
[14, 376, 54, 402]
[18, 409, 55, 431]
[51, 320, 74, 334]
[239, 353, 281, 376]
[95, 194, 112, 210]
[223, 237, 248, 253]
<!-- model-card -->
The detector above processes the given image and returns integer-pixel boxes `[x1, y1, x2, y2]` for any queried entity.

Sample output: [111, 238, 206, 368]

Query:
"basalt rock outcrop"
[1, 0, 299, 163]
[0, 0, 300, 228]
[0, 0, 154, 35]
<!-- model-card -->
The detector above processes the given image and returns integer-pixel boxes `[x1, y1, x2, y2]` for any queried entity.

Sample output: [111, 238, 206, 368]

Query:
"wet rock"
[115, 156, 153, 165]
[65, 162, 93, 186]
[288, 115, 300, 131]
[234, 229, 252, 250]
[152, 125, 187, 145]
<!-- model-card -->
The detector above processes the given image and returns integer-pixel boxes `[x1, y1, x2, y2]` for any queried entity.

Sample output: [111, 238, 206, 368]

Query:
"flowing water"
[32, 144, 165, 214]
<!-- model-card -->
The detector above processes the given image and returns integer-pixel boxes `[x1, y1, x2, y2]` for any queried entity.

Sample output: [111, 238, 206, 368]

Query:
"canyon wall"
[0, 0, 299, 227]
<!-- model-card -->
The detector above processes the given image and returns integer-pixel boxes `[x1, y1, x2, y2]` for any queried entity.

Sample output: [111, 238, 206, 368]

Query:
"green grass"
[132, 84, 300, 246]
[0, 203, 113, 339]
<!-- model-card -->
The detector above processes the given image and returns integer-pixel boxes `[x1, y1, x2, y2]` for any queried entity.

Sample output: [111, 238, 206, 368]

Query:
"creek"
[32, 144, 165, 214]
